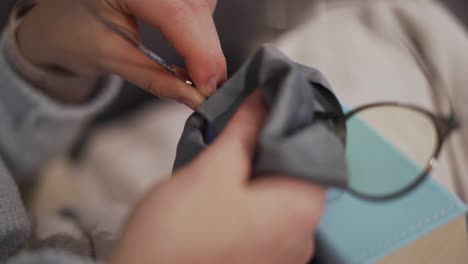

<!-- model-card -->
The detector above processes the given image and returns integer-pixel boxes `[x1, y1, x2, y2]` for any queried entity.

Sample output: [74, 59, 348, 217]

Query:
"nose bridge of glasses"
[313, 111, 342, 120]
[435, 113, 459, 140]
[448, 112, 461, 130]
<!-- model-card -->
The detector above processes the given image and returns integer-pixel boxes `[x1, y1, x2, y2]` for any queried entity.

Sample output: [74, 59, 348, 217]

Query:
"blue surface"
[315, 113, 467, 264]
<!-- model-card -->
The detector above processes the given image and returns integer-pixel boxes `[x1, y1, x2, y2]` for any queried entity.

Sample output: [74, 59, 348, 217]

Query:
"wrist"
[5, 1, 101, 104]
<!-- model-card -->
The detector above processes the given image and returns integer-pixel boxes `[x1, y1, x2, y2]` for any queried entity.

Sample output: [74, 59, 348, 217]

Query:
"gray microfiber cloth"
[174, 45, 348, 187]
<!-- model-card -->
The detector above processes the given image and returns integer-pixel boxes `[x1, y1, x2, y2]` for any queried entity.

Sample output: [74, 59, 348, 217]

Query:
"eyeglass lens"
[345, 105, 438, 198]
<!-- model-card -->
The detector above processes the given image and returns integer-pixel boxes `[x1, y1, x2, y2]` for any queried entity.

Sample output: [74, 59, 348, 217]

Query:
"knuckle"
[102, 0, 126, 13]
[186, 0, 210, 11]
[164, 0, 190, 19]
[205, 0, 217, 10]
[173, 92, 191, 105]
[144, 79, 162, 98]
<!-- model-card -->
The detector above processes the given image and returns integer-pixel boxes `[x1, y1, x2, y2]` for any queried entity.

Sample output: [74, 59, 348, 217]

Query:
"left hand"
[16, 0, 227, 108]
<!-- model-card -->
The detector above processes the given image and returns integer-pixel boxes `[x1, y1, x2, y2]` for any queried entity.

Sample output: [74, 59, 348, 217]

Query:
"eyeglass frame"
[315, 102, 460, 201]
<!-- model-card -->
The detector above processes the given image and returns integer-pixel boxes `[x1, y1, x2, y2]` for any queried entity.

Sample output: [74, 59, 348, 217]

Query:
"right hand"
[17, 0, 226, 108]
[110, 91, 326, 264]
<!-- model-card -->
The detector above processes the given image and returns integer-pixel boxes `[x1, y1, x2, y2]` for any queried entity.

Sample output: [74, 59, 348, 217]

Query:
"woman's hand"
[16, 0, 226, 108]
[110, 91, 326, 264]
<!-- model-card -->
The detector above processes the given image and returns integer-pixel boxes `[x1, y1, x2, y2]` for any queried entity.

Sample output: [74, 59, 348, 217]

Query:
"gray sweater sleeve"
[0, 30, 120, 263]
[0, 31, 121, 181]
[6, 251, 98, 264]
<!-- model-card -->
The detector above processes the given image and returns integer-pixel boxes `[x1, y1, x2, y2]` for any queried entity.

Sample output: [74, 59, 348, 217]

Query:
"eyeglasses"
[316, 102, 460, 201]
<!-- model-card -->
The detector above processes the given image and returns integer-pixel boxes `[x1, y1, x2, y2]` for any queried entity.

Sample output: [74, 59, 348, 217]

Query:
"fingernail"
[193, 92, 206, 109]
[185, 92, 206, 110]
[200, 75, 217, 97]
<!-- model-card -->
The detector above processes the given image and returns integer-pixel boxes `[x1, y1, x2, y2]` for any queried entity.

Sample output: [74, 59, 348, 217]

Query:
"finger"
[305, 237, 316, 262]
[99, 39, 205, 109]
[251, 176, 327, 231]
[196, 90, 267, 180]
[188, 0, 226, 84]
[124, 0, 227, 97]
[205, 0, 217, 13]
[281, 236, 315, 264]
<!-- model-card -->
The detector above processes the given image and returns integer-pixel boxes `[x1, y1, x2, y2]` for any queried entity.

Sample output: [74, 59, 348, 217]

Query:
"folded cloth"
[174, 45, 348, 187]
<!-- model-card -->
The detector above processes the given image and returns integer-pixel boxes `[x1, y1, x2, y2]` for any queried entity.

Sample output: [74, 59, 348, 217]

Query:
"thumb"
[122, 0, 227, 97]
[195, 90, 268, 181]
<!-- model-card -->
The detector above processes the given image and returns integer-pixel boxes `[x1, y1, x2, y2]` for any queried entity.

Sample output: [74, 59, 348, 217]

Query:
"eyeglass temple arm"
[398, 38, 460, 129]
[313, 111, 343, 121]
[83, 6, 195, 87]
